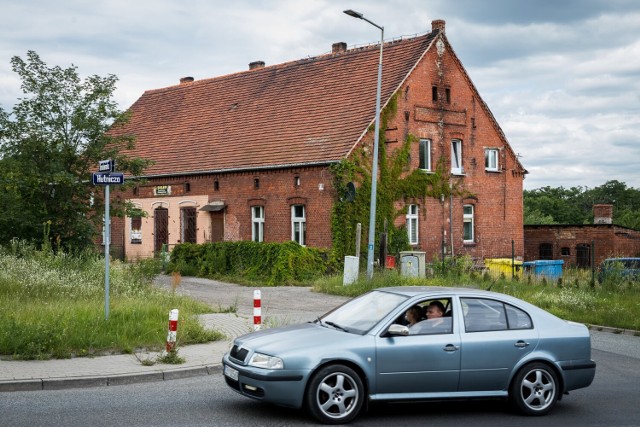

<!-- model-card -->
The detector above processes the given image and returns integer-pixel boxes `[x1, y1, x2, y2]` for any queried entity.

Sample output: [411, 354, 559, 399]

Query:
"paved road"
[154, 275, 350, 325]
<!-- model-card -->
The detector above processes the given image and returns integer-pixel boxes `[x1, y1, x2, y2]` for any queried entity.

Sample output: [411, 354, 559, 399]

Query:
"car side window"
[505, 304, 533, 329]
[461, 298, 507, 332]
[408, 298, 454, 335]
[461, 298, 533, 332]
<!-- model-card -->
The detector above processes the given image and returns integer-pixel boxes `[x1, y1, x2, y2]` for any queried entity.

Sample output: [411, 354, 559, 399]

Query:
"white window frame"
[291, 205, 306, 246]
[419, 139, 432, 171]
[406, 204, 419, 245]
[252, 206, 264, 242]
[463, 204, 474, 242]
[451, 139, 463, 174]
[485, 148, 499, 172]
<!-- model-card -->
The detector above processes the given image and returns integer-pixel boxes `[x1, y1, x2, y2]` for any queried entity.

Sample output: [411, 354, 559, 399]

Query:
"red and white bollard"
[166, 309, 179, 352]
[253, 290, 262, 331]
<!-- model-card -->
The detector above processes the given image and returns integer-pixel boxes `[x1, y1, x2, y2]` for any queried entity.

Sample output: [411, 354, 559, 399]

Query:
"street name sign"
[92, 172, 124, 185]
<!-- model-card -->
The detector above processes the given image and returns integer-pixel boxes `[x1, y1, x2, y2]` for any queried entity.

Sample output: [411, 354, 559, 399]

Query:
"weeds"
[0, 247, 222, 360]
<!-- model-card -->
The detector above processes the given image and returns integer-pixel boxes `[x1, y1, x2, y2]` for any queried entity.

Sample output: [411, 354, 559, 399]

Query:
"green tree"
[0, 51, 150, 250]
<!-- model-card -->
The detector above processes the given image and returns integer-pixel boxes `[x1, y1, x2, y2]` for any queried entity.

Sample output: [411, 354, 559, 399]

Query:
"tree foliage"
[524, 180, 640, 229]
[0, 51, 151, 250]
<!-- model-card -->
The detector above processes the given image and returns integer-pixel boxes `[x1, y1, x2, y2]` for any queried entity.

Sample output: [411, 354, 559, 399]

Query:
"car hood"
[234, 322, 357, 356]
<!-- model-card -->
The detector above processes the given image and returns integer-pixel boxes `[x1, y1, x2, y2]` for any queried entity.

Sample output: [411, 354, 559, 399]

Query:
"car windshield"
[320, 290, 408, 335]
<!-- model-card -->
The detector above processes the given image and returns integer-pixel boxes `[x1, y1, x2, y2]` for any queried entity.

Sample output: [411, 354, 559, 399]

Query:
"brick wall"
[524, 224, 640, 267]
[109, 166, 336, 259]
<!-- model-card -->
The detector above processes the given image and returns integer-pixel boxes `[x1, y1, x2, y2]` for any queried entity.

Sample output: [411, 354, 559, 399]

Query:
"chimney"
[431, 19, 446, 34]
[249, 61, 265, 70]
[180, 76, 194, 84]
[332, 42, 347, 53]
[593, 204, 613, 224]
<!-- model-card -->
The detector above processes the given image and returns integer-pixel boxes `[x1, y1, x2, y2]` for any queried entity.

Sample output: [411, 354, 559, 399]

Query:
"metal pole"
[343, 10, 384, 280]
[104, 184, 110, 320]
[366, 25, 384, 279]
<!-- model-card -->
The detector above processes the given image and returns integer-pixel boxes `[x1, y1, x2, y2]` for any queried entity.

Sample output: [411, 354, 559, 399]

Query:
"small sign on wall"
[154, 185, 171, 196]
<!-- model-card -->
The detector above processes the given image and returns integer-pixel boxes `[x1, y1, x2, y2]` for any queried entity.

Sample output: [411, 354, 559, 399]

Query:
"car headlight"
[248, 352, 284, 370]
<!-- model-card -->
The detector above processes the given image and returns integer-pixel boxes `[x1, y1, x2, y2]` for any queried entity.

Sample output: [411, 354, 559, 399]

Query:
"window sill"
[485, 169, 501, 173]
[463, 241, 476, 246]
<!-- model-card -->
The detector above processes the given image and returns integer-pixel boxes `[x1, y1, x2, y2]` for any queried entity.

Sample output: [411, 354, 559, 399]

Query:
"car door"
[374, 299, 461, 396]
[457, 297, 539, 392]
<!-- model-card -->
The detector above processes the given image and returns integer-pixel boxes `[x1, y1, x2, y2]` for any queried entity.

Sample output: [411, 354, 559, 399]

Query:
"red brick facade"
[524, 224, 640, 268]
[107, 20, 526, 263]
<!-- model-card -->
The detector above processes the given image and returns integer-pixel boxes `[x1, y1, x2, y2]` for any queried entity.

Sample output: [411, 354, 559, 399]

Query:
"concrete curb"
[588, 324, 640, 336]
[0, 364, 223, 392]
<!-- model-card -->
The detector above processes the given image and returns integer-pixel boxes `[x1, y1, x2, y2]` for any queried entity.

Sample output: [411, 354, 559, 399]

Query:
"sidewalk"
[0, 313, 251, 392]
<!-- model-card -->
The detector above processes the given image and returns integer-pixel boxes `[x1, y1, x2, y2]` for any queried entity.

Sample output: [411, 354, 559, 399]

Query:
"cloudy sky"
[1, 0, 638, 190]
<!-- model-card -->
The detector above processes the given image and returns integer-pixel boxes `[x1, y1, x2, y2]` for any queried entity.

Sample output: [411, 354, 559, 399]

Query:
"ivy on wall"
[330, 93, 467, 262]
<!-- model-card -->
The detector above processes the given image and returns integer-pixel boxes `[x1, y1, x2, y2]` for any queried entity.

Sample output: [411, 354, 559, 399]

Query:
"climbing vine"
[330, 94, 468, 262]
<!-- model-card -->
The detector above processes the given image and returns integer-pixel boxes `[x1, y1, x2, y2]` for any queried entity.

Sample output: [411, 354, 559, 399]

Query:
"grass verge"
[0, 248, 224, 360]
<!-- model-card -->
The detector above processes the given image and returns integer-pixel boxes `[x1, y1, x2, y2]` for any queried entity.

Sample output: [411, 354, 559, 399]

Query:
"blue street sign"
[93, 172, 124, 185]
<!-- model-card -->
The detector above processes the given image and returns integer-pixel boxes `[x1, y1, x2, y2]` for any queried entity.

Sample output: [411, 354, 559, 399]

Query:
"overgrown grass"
[312, 266, 640, 331]
[0, 245, 224, 360]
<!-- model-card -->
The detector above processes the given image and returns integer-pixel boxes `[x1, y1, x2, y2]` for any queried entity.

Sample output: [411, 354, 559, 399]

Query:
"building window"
[252, 206, 264, 242]
[130, 216, 142, 244]
[561, 247, 571, 256]
[406, 204, 419, 245]
[419, 139, 431, 171]
[463, 204, 474, 242]
[485, 148, 499, 171]
[451, 139, 463, 174]
[539, 243, 553, 260]
[184, 182, 191, 192]
[254, 178, 260, 189]
[432, 86, 438, 102]
[445, 88, 451, 104]
[214, 179, 219, 191]
[291, 205, 306, 246]
[181, 207, 197, 243]
[294, 176, 301, 187]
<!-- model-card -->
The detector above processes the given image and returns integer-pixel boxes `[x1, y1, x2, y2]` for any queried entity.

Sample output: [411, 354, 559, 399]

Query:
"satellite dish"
[345, 182, 356, 202]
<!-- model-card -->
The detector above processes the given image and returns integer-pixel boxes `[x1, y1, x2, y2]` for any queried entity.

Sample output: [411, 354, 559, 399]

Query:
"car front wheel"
[306, 364, 364, 425]
[510, 362, 559, 415]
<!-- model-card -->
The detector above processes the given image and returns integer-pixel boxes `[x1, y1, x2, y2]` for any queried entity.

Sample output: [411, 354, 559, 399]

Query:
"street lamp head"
[343, 9, 363, 19]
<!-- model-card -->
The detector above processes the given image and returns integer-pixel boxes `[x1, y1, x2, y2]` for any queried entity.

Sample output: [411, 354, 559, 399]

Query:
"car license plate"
[224, 365, 239, 381]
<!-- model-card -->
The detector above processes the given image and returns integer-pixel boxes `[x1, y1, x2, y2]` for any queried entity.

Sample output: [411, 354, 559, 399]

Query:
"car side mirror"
[387, 324, 409, 336]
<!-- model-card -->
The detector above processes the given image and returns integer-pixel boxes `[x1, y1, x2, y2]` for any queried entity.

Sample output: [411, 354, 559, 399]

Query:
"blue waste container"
[523, 260, 564, 280]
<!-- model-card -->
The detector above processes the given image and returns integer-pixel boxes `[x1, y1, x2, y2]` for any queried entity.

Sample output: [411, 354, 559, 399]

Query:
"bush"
[167, 241, 332, 286]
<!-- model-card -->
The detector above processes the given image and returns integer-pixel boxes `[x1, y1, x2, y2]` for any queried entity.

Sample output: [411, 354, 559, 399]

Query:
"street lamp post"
[344, 9, 384, 280]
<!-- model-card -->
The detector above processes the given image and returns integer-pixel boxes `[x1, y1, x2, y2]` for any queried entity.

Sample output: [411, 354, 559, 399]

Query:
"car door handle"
[514, 340, 530, 348]
[443, 344, 459, 352]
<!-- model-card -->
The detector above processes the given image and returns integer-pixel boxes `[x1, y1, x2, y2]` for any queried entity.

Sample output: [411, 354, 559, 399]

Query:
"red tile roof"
[118, 31, 438, 177]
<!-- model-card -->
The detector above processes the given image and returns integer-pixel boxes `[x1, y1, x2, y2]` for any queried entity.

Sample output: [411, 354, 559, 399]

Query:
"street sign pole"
[104, 183, 110, 320]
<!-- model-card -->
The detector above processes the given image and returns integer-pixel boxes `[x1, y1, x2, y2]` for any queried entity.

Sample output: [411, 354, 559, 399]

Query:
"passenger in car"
[405, 305, 423, 327]
[424, 301, 445, 320]
[410, 301, 451, 334]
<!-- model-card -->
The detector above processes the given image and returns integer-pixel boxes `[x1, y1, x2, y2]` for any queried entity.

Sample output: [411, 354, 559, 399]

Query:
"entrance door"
[154, 208, 168, 253]
[210, 211, 224, 242]
[576, 244, 591, 268]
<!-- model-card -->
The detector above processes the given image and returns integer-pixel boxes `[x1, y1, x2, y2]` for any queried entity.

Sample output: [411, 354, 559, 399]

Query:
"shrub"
[167, 241, 331, 285]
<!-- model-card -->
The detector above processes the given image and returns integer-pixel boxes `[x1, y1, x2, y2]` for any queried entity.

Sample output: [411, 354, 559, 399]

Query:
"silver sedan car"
[222, 286, 595, 424]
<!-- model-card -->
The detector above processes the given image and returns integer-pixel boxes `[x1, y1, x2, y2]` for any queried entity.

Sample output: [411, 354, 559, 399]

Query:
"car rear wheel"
[306, 364, 364, 425]
[510, 362, 559, 415]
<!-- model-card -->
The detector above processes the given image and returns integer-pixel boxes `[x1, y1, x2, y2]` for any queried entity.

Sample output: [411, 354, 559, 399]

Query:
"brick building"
[107, 20, 527, 262]
[524, 205, 640, 268]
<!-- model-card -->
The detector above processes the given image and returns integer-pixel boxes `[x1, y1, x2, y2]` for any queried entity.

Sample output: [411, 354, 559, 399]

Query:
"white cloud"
[1, 0, 639, 191]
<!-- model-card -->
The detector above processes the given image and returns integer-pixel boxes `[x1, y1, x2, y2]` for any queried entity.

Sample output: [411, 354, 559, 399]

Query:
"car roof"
[376, 286, 494, 298]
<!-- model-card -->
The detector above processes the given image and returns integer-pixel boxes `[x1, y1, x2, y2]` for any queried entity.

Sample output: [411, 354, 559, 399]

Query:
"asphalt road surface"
[3, 276, 640, 427]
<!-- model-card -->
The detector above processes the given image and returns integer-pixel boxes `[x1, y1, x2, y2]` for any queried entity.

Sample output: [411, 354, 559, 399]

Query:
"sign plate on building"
[98, 159, 115, 172]
[93, 172, 124, 185]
